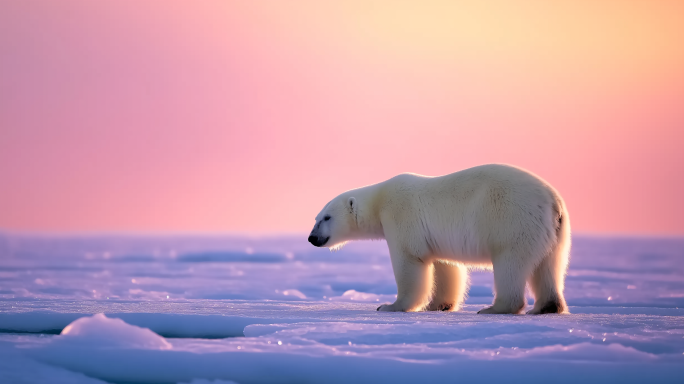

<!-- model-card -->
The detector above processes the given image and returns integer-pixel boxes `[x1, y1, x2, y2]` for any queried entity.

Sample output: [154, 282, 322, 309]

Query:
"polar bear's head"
[308, 195, 357, 249]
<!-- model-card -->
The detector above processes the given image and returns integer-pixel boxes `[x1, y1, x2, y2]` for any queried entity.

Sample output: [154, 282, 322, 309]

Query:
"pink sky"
[1, 1, 683, 235]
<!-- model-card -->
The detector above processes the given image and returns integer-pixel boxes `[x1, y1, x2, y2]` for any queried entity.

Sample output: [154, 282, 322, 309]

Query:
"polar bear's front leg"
[427, 261, 469, 311]
[378, 243, 433, 312]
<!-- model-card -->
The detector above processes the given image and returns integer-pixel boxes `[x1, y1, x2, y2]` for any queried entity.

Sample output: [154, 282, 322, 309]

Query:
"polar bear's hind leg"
[528, 206, 570, 315]
[527, 251, 569, 314]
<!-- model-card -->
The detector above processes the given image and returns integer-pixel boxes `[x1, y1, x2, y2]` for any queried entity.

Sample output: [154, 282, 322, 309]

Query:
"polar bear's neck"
[347, 183, 386, 240]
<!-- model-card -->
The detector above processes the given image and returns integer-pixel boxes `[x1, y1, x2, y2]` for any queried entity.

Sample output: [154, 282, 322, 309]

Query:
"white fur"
[309, 164, 571, 314]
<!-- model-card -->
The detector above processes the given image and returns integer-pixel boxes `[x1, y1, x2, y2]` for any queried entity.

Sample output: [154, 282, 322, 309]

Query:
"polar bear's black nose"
[308, 235, 329, 247]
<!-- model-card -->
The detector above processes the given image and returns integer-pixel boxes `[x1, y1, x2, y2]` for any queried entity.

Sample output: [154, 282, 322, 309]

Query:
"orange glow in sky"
[1, 1, 682, 235]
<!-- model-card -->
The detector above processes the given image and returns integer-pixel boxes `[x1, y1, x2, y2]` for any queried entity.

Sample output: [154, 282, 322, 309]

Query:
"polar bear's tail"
[528, 195, 571, 314]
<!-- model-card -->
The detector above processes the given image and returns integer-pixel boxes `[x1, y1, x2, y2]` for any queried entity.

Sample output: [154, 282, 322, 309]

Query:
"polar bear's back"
[381, 164, 564, 263]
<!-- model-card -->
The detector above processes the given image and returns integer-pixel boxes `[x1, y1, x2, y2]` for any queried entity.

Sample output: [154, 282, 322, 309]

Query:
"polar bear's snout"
[308, 220, 330, 247]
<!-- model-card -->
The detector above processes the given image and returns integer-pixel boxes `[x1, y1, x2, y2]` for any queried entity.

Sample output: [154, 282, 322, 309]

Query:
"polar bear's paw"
[427, 302, 454, 311]
[477, 305, 524, 314]
[526, 300, 567, 315]
[377, 303, 405, 312]
[477, 306, 496, 314]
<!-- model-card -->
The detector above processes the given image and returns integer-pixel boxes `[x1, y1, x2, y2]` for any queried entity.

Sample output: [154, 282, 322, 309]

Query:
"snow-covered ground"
[0, 233, 682, 383]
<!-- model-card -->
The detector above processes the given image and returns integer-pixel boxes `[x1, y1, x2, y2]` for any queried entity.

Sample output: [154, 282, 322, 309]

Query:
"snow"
[0, 233, 683, 383]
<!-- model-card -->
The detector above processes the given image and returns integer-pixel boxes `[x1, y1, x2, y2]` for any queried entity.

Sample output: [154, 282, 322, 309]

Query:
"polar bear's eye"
[324, 215, 331, 221]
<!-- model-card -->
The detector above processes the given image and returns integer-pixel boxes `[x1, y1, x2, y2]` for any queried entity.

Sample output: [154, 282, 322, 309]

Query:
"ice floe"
[0, 234, 683, 383]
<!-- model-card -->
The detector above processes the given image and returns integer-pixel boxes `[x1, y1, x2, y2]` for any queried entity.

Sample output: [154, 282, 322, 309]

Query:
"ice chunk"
[281, 289, 307, 299]
[59, 313, 171, 350]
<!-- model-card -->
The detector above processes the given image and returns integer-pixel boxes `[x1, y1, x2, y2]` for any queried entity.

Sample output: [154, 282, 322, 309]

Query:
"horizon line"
[1, 229, 683, 240]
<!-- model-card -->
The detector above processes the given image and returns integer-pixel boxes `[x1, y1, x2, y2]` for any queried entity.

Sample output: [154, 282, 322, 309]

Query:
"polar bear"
[308, 164, 570, 314]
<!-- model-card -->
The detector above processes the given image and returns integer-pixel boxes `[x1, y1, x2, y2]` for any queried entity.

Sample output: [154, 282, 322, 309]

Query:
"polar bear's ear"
[347, 197, 357, 214]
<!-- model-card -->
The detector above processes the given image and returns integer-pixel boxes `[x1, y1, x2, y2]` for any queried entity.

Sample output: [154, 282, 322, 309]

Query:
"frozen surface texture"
[0, 234, 683, 383]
